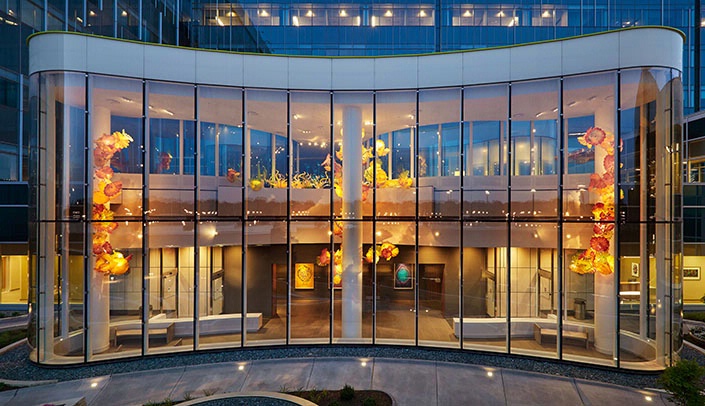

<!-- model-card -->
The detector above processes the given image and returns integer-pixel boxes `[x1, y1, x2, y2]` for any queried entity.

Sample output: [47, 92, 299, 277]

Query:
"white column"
[342, 106, 363, 339]
[593, 272, 615, 354]
[90, 106, 111, 354]
[593, 107, 616, 356]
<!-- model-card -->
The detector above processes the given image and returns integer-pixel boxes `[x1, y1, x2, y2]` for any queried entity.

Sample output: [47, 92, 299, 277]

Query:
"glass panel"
[419, 88, 461, 219]
[563, 73, 616, 221]
[463, 84, 508, 220]
[197, 221, 242, 350]
[147, 222, 194, 354]
[198, 86, 243, 218]
[331, 220, 372, 344]
[290, 220, 330, 343]
[245, 220, 287, 345]
[376, 91, 415, 218]
[291, 92, 331, 217]
[509, 222, 558, 359]
[462, 221, 507, 353]
[511, 80, 559, 222]
[619, 68, 673, 365]
[90, 75, 144, 360]
[35, 73, 86, 362]
[331, 92, 373, 344]
[147, 82, 195, 218]
[375, 220, 415, 344]
[418, 222, 459, 347]
[246, 90, 287, 218]
[562, 223, 602, 365]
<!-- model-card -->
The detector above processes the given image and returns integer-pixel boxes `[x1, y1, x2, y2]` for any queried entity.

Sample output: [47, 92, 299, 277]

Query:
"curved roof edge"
[27, 25, 685, 60]
[29, 27, 683, 90]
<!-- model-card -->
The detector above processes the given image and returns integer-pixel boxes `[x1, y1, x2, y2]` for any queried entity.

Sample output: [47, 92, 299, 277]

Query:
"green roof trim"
[28, 25, 685, 60]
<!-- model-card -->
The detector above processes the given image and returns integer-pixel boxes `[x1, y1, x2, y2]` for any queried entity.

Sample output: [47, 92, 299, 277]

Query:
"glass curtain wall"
[30, 68, 681, 369]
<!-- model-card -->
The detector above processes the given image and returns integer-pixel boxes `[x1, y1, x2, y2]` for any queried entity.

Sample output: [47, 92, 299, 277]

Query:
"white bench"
[146, 312, 263, 336]
[112, 321, 175, 346]
[533, 323, 589, 349]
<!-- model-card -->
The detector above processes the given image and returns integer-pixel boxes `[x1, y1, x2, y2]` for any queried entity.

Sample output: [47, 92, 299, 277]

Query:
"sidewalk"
[0, 356, 672, 406]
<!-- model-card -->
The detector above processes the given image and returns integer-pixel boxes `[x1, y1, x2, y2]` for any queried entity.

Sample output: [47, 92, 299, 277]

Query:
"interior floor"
[93, 300, 648, 364]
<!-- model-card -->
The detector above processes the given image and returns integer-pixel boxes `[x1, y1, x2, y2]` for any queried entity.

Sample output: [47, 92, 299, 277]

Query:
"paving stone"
[436, 362, 505, 405]
[169, 362, 249, 400]
[240, 359, 314, 392]
[7, 375, 108, 406]
[577, 379, 668, 406]
[305, 357, 374, 391]
[90, 367, 184, 406]
[372, 358, 437, 406]
[502, 369, 583, 406]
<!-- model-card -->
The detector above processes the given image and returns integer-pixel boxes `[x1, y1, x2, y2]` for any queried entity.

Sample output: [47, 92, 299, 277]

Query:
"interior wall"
[683, 256, 705, 302]
[462, 247, 485, 316]
[223, 245, 242, 314]
[245, 245, 285, 317]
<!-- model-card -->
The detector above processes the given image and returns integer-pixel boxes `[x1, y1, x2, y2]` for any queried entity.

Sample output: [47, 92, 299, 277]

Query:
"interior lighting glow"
[215, 16, 224, 26]
[463, 10, 472, 17]
[384, 10, 393, 17]
[259, 9, 269, 17]
[418, 10, 427, 17]
[226, 11, 236, 17]
[121, 10, 127, 17]
[542, 10, 551, 18]
[339, 9, 347, 17]
[292, 15, 299, 26]
[89, 10, 96, 16]
[306, 10, 314, 17]
[497, 10, 504, 17]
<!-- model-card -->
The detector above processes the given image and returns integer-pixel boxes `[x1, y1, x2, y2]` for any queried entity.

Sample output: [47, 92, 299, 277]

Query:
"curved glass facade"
[30, 55, 682, 368]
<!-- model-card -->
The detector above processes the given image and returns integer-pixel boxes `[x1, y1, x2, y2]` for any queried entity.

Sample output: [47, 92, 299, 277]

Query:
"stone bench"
[533, 323, 589, 349]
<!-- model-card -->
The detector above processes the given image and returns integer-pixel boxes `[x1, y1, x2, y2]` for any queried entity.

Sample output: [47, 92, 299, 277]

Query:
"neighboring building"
[684, 112, 705, 306]
[28, 28, 682, 369]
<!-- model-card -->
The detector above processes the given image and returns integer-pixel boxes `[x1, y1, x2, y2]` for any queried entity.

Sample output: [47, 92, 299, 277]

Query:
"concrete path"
[0, 357, 672, 406]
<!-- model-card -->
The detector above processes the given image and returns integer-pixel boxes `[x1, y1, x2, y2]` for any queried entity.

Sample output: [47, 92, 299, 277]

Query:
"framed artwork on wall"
[394, 263, 413, 289]
[684, 267, 701, 281]
[295, 263, 315, 289]
[631, 262, 639, 278]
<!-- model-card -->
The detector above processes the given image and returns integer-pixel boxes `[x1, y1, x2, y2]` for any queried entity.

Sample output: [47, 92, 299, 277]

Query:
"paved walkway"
[0, 357, 672, 405]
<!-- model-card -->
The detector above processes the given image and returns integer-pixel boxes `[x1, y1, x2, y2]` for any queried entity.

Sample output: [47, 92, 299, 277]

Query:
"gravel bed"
[0, 343, 702, 389]
[186, 397, 295, 405]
